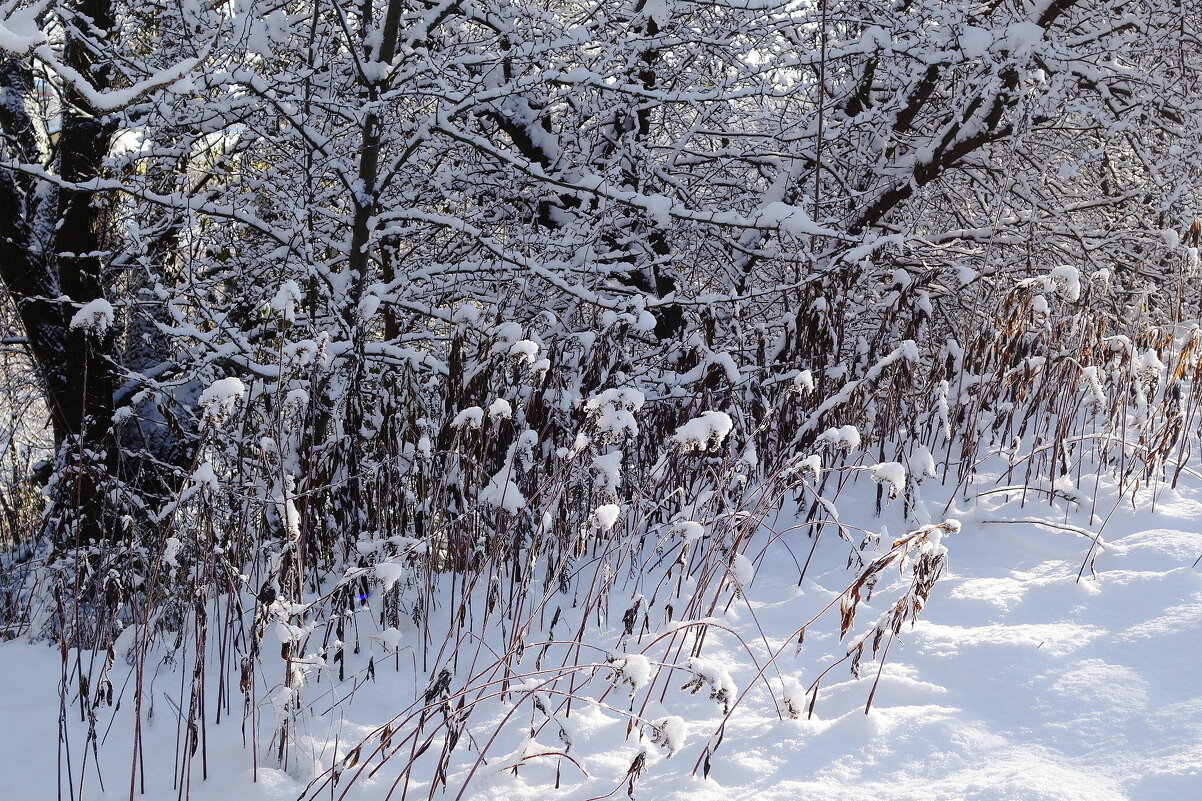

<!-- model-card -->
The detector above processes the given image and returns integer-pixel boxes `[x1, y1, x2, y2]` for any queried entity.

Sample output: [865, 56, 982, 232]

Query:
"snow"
[772, 676, 807, 719]
[283, 388, 309, 416]
[378, 627, 404, 652]
[793, 369, 815, 394]
[869, 461, 906, 498]
[1019, 265, 1081, 305]
[1048, 264, 1082, 302]
[755, 201, 827, 238]
[271, 280, 303, 321]
[674, 520, 705, 542]
[683, 656, 738, 713]
[958, 25, 993, 59]
[673, 410, 734, 451]
[272, 477, 301, 541]
[793, 341, 913, 449]
[488, 398, 513, 419]
[198, 376, 246, 423]
[375, 560, 405, 592]
[909, 445, 938, 480]
[452, 303, 480, 324]
[508, 339, 540, 363]
[639, 193, 674, 227]
[1001, 21, 1047, 56]
[592, 449, 623, 494]
[33, 41, 209, 112]
[585, 390, 645, 413]
[192, 461, 219, 488]
[569, 432, 591, 457]
[68, 297, 114, 334]
[797, 453, 823, 479]
[641, 0, 674, 26]
[586, 388, 645, 440]
[607, 652, 653, 695]
[1, 470, 1201, 801]
[452, 406, 484, 429]
[5, 416, 1202, 801]
[649, 715, 687, 757]
[593, 503, 621, 531]
[0, 4, 47, 54]
[162, 535, 183, 567]
[5, 1, 1201, 798]
[732, 552, 755, 586]
[479, 467, 526, 512]
[1135, 349, 1166, 380]
[818, 424, 861, 452]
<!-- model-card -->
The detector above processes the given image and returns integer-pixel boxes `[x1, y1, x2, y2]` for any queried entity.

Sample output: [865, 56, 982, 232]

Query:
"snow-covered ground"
[2, 471, 1199, 801]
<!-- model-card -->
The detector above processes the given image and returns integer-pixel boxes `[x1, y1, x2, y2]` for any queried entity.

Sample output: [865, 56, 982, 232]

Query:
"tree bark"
[0, 0, 122, 544]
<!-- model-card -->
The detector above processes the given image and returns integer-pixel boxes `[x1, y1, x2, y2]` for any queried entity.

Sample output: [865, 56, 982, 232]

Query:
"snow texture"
[592, 449, 623, 495]
[452, 406, 484, 429]
[869, 461, 906, 498]
[593, 503, 621, 531]
[2, 474, 1201, 801]
[673, 410, 734, 451]
[585, 388, 645, 440]
[607, 651, 653, 695]
[818, 424, 861, 452]
[69, 298, 114, 334]
[488, 398, 513, 419]
[479, 467, 526, 512]
[508, 339, 539, 363]
[197, 376, 245, 424]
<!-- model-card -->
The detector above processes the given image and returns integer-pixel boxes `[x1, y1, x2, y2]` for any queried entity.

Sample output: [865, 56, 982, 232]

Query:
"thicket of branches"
[1, 0, 1201, 797]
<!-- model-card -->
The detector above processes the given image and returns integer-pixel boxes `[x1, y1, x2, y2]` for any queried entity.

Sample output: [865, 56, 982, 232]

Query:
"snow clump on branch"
[606, 652, 652, 696]
[673, 410, 733, 451]
[869, 461, 907, 498]
[649, 715, 687, 757]
[585, 388, 645, 440]
[507, 339, 539, 363]
[452, 406, 484, 429]
[69, 298, 115, 335]
[681, 656, 737, 713]
[592, 503, 621, 531]
[479, 467, 525, 512]
[818, 424, 861, 452]
[197, 377, 246, 426]
[488, 398, 512, 420]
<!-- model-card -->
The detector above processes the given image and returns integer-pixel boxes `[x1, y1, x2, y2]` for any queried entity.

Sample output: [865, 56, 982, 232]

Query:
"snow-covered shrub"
[7, 1, 1202, 799]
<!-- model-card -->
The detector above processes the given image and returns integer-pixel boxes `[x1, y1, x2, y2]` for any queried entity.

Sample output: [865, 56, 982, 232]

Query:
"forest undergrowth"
[3, 259, 1202, 801]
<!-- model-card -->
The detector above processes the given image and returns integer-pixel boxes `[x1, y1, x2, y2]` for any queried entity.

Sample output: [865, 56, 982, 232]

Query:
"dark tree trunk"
[0, 0, 124, 544]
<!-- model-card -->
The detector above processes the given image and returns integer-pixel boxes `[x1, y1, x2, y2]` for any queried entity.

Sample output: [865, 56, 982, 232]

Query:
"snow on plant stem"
[68, 298, 114, 334]
[732, 552, 755, 586]
[607, 652, 653, 695]
[586, 387, 645, 440]
[869, 461, 907, 498]
[592, 503, 621, 530]
[649, 715, 687, 757]
[682, 656, 738, 713]
[673, 410, 733, 451]
[819, 425, 861, 452]
[479, 467, 526, 512]
[197, 376, 245, 425]
[452, 406, 484, 429]
[488, 398, 512, 419]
